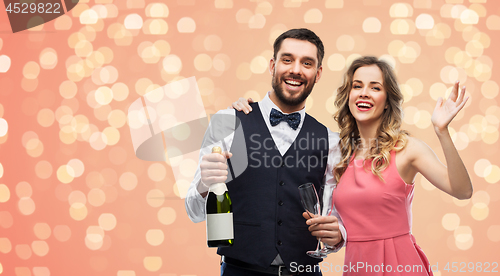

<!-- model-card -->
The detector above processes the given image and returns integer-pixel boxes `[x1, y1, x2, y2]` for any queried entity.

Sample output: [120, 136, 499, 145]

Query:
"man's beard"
[272, 73, 316, 107]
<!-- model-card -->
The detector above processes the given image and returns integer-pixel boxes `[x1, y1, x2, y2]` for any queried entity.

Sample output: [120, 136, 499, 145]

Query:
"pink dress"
[332, 151, 433, 275]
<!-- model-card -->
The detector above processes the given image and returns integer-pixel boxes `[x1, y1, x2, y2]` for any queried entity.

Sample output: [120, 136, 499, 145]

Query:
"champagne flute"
[298, 183, 327, 259]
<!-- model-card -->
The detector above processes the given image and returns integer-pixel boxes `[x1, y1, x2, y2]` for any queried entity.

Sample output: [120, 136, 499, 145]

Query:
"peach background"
[0, 0, 499, 275]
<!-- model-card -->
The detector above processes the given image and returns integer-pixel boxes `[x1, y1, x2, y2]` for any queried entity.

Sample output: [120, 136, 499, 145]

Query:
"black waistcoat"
[218, 103, 329, 270]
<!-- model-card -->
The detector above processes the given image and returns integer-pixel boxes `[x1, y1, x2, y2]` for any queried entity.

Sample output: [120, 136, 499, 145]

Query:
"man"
[185, 28, 345, 276]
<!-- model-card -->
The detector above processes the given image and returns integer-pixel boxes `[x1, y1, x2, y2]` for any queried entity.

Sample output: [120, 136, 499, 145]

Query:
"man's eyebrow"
[279, 53, 316, 61]
[302, 56, 316, 63]
[280, 53, 293, 58]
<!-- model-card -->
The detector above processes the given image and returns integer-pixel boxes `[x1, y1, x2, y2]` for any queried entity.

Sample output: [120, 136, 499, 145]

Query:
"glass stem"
[316, 238, 321, 251]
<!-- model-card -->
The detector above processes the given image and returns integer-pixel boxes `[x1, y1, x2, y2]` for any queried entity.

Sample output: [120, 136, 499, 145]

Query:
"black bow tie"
[269, 108, 301, 130]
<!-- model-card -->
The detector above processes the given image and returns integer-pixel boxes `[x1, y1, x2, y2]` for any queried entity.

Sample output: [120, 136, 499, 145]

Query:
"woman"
[233, 56, 472, 275]
[329, 56, 472, 275]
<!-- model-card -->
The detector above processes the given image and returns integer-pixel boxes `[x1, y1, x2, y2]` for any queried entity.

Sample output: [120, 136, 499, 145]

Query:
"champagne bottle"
[206, 146, 234, 247]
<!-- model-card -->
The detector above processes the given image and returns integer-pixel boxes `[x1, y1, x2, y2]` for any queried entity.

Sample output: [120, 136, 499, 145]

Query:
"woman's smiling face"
[348, 64, 388, 127]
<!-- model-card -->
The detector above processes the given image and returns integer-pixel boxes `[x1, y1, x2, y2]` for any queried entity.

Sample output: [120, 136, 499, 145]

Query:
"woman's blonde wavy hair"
[334, 56, 409, 182]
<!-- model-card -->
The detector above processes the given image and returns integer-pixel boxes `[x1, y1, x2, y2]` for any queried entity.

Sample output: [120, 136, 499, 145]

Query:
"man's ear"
[315, 65, 323, 83]
[269, 58, 275, 76]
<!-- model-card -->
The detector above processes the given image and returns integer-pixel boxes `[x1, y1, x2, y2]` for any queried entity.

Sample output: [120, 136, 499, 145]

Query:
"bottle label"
[209, 183, 228, 196]
[206, 213, 234, 240]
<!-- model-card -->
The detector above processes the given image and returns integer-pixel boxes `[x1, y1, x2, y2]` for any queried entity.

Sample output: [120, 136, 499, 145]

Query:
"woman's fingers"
[449, 81, 460, 102]
[457, 86, 466, 106]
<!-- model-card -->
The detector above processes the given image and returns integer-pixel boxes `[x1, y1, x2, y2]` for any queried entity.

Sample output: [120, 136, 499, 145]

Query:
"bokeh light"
[454, 226, 473, 250]
[442, 213, 460, 231]
[18, 198, 36, 216]
[15, 244, 32, 260]
[88, 188, 106, 207]
[390, 3, 413, 18]
[98, 213, 117, 231]
[147, 189, 165, 208]
[304, 9, 322, 24]
[249, 14, 266, 29]
[0, 238, 11, 253]
[0, 212, 12, 229]
[327, 54, 346, 71]
[39, 48, 58, 69]
[34, 223, 51, 240]
[124, 14, 143, 30]
[0, 55, 11, 73]
[119, 172, 138, 191]
[69, 203, 88, 221]
[23, 61, 40, 80]
[177, 17, 195, 33]
[157, 207, 176, 225]
[31, 241, 49, 257]
[0, 119, 7, 137]
[16, 181, 32, 198]
[143, 256, 162, 272]
[363, 17, 381, 33]
[146, 229, 164, 246]
[0, 184, 10, 203]
[53, 225, 71, 242]
[146, 3, 169, 18]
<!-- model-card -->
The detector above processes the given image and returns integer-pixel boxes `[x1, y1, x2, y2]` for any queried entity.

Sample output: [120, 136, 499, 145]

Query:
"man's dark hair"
[272, 28, 324, 67]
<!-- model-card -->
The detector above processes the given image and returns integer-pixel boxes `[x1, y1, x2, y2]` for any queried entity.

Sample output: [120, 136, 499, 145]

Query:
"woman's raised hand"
[231, 97, 254, 114]
[431, 81, 469, 134]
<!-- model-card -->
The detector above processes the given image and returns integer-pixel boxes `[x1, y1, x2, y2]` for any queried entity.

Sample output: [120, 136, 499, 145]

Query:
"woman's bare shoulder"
[399, 136, 432, 160]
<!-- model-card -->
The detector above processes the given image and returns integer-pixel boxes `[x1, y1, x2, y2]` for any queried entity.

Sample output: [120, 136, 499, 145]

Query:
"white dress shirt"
[185, 92, 346, 257]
